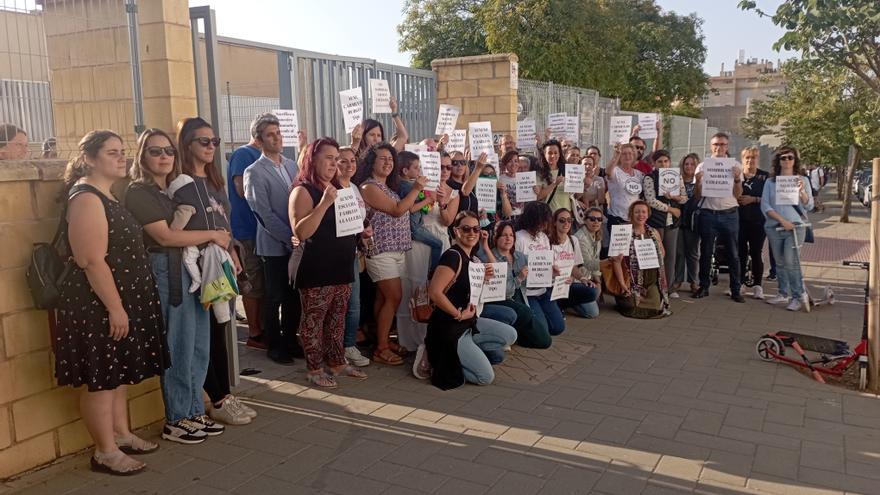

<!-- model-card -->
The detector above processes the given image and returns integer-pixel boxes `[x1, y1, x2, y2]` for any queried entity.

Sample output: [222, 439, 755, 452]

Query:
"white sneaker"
[766, 294, 788, 305]
[208, 399, 251, 426]
[724, 289, 732, 296]
[752, 286, 764, 300]
[669, 291, 680, 299]
[785, 298, 803, 312]
[345, 346, 371, 367]
[412, 344, 431, 380]
[228, 395, 257, 419]
[801, 293, 811, 313]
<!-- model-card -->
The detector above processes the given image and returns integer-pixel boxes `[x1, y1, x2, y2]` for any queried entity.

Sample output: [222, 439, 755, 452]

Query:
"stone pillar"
[432, 53, 519, 139]
[42, 0, 196, 153]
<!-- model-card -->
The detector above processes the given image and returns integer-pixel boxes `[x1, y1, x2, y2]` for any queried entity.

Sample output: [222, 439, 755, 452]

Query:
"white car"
[862, 184, 872, 207]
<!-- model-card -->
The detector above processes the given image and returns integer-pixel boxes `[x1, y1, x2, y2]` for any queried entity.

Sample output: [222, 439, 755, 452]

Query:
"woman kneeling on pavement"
[549, 207, 601, 318]
[425, 211, 517, 390]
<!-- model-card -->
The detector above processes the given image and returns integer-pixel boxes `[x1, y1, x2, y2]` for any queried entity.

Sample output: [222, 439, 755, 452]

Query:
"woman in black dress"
[55, 130, 169, 475]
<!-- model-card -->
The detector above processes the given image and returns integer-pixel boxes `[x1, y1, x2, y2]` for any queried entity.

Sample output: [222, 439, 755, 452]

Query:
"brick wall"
[432, 54, 519, 135]
[0, 161, 164, 479]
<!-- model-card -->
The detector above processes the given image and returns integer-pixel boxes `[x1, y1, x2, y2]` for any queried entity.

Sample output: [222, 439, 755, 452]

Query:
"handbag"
[409, 250, 462, 323]
[600, 258, 631, 297]
[26, 214, 72, 309]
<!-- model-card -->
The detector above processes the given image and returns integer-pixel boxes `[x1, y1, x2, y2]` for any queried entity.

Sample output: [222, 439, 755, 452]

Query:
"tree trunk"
[836, 164, 845, 199]
[840, 145, 861, 223]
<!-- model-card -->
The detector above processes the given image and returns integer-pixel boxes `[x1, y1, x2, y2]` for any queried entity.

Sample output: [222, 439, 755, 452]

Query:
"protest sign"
[273, 109, 299, 142]
[565, 116, 579, 145]
[468, 263, 485, 306]
[658, 168, 681, 197]
[516, 171, 537, 202]
[418, 151, 442, 192]
[476, 178, 497, 214]
[608, 224, 633, 257]
[564, 164, 585, 193]
[510, 61, 519, 90]
[550, 265, 574, 301]
[517, 119, 536, 150]
[609, 116, 632, 145]
[548, 113, 568, 139]
[447, 129, 467, 154]
[775, 175, 801, 205]
[404, 144, 428, 153]
[634, 238, 660, 269]
[700, 158, 736, 198]
[527, 250, 553, 288]
[469, 122, 494, 157]
[368, 79, 391, 113]
[335, 187, 364, 237]
[435, 104, 460, 136]
[339, 88, 363, 134]
[481, 262, 507, 303]
[637, 113, 658, 139]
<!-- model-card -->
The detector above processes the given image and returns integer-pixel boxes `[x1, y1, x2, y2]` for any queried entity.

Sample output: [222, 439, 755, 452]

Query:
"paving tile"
[537, 464, 601, 494]
[474, 447, 558, 478]
[419, 454, 505, 486]
[297, 469, 389, 495]
[588, 416, 640, 445]
[485, 471, 545, 495]
[699, 450, 753, 487]
[653, 455, 703, 482]
[682, 410, 725, 435]
[723, 405, 765, 431]
[435, 478, 489, 495]
[751, 445, 800, 480]
[800, 441, 845, 473]
[592, 462, 649, 495]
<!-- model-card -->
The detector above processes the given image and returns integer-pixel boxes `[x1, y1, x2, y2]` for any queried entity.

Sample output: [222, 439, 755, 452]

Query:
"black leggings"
[204, 311, 231, 404]
[739, 220, 766, 286]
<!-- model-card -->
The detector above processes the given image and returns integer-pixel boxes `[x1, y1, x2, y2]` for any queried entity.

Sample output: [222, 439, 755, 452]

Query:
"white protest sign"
[273, 109, 299, 143]
[481, 262, 507, 303]
[775, 176, 801, 205]
[516, 171, 537, 202]
[469, 122, 494, 157]
[368, 79, 392, 114]
[700, 158, 736, 198]
[548, 113, 568, 139]
[446, 129, 467, 154]
[468, 262, 485, 306]
[634, 238, 660, 269]
[608, 224, 633, 257]
[339, 88, 363, 134]
[486, 152, 500, 170]
[637, 113, 658, 140]
[418, 151, 442, 192]
[550, 265, 573, 301]
[527, 249, 554, 288]
[435, 104, 460, 136]
[564, 164, 585, 193]
[510, 61, 519, 90]
[565, 116, 580, 145]
[476, 178, 497, 214]
[517, 119, 536, 150]
[404, 143, 428, 153]
[609, 116, 632, 145]
[658, 168, 681, 197]
[334, 187, 364, 237]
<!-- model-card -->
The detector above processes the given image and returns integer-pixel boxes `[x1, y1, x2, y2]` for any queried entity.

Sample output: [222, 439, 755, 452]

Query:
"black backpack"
[26, 213, 72, 309]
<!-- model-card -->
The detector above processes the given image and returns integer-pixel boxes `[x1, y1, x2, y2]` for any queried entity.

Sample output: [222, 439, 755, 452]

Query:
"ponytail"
[58, 130, 122, 203]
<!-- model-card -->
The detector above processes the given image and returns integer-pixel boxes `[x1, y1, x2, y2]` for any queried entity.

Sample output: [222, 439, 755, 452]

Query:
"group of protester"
[18, 97, 815, 475]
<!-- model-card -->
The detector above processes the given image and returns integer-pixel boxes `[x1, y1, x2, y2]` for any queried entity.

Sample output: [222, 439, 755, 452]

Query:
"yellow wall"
[433, 54, 519, 136]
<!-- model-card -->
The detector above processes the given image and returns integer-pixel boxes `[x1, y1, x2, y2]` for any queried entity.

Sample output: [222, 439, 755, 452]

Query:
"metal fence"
[518, 78, 717, 165]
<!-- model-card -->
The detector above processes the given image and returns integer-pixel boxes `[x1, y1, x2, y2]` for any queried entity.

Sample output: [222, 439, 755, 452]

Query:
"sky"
[193, 0, 798, 75]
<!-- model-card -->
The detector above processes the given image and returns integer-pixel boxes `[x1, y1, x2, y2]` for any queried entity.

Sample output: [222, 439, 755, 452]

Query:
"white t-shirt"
[809, 168, 824, 191]
[696, 160, 744, 210]
[552, 234, 584, 273]
[607, 166, 644, 219]
[515, 229, 551, 297]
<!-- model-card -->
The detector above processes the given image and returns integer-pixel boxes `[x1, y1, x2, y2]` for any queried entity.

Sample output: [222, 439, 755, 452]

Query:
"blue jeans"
[480, 304, 518, 326]
[557, 282, 600, 318]
[151, 253, 210, 423]
[528, 290, 566, 336]
[458, 319, 517, 385]
[411, 223, 443, 270]
[765, 226, 805, 298]
[344, 257, 361, 347]
[698, 209, 741, 294]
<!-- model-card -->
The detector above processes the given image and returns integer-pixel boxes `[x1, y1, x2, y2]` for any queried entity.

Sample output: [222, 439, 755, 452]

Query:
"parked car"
[857, 170, 873, 203]
[862, 184, 872, 208]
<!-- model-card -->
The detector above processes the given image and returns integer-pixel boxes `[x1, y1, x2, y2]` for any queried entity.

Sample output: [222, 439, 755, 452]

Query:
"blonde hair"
[741, 146, 759, 159]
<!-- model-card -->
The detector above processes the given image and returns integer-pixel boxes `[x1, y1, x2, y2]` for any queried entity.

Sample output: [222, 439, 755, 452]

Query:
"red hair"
[297, 137, 341, 188]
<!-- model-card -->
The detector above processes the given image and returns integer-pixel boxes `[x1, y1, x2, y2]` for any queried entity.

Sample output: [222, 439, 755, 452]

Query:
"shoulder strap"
[442, 249, 464, 294]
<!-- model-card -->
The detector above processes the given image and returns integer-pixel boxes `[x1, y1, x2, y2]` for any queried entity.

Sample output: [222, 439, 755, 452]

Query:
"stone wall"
[0, 161, 164, 479]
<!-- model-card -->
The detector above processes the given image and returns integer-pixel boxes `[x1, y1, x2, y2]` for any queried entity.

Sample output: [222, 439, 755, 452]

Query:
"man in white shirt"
[808, 165, 825, 212]
[693, 132, 745, 302]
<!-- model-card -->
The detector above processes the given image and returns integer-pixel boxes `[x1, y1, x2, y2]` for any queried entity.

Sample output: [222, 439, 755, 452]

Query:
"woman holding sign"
[351, 97, 409, 157]
[515, 202, 566, 335]
[549, 208, 601, 318]
[448, 150, 486, 216]
[425, 211, 517, 390]
[289, 138, 364, 387]
[354, 143, 427, 366]
[610, 201, 670, 319]
[760, 146, 813, 312]
[536, 139, 576, 215]
[605, 143, 645, 233]
[641, 149, 686, 297]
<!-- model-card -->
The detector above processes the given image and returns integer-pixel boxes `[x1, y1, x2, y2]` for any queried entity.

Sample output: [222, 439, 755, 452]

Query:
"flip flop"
[373, 348, 404, 366]
[388, 341, 409, 357]
[331, 365, 368, 380]
[90, 453, 145, 476]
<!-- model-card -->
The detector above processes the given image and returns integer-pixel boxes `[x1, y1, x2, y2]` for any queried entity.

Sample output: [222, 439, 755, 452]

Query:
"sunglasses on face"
[586, 216, 603, 222]
[634, 146, 645, 151]
[557, 217, 572, 224]
[452, 160, 467, 166]
[457, 225, 480, 234]
[146, 146, 176, 157]
[193, 137, 221, 147]
[779, 154, 796, 161]
[441, 165, 453, 171]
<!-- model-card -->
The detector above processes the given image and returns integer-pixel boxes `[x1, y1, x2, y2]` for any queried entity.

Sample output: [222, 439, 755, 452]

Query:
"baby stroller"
[709, 240, 732, 286]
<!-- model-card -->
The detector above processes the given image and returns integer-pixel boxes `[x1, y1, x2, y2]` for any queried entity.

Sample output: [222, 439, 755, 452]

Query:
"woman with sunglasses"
[549, 208, 600, 318]
[761, 147, 813, 312]
[610, 200, 670, 319]
[515, 202, 566, 335]
[126, 128, 233, 444]
[425, 211, 517, 390]
[353, 143, 426, 366]
[574, 207, 605, 292]
[448, 150, 487, 216]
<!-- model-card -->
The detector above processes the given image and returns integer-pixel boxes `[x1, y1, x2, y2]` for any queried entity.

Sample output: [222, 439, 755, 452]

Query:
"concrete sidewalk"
[4, 186, 879, 495]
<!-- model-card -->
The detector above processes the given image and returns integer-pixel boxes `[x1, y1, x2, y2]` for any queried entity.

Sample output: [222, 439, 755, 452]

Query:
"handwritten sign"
[634, 238, 660, 269]
[608, 224, 633, 257]
[335, 187, 364, 237]
[517, 119, 536, 150]
[637, 113, 658, 139]
[273, 109, 299, 143]
[469, 121, 494, 157]
[550, 265, 573, 301]
[565, 116, 579, 145]
[418, 151, 441, 192]
[609, 116, 632, 145]
[435, 104, 460, 136]
[548, 113, 568, 139]
[404, 144, 428, 153]
[775, 176, 801, 205]
[368, 79, 391, 114]
[701, 158, 736, 198]
[339, 87, 363, 134]
[481, 262, 507, 303]
[564, 164, 585, 193]
[527, 249, 553, 288]
[486, 152, 500, 170]
[468, 262, 485, 306]
[510, 61, 519, 90]
[658, 168, 681, 197]
[446, 130, 467, 154]
[476, 177, 497, 214]
[516, 171, 537, 203]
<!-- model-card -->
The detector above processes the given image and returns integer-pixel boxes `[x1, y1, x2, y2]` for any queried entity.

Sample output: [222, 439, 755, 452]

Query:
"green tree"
[397, 0, 488, 69]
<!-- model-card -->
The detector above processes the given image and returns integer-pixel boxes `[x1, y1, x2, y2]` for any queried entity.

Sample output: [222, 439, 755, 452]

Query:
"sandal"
[373, 347, 404, 366]
[388, 341, 409, 357]
[116, 434, 159, 455]
[90, 451, 145, 476]
[331, 365, 368, 380]
[306, 371, 338, 389]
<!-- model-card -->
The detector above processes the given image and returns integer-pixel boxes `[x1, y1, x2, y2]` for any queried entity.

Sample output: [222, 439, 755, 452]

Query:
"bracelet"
[391, 112, 400, 118]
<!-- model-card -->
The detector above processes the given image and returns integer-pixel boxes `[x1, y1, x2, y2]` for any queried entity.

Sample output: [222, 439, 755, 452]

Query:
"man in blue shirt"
[228, 123, 263, 349]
